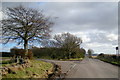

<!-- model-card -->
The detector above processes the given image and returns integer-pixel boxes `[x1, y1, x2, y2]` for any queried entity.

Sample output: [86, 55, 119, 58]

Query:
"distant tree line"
[32, 47, 86, 59]
[1, 52, 14, 57]
[3, 46, 86, 60]
[32, 33, 86, 59]
[8, 33, 86, 60]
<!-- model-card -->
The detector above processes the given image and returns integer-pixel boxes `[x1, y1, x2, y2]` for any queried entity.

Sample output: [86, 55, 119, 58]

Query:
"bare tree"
[2, 5, 54, 55]
[54, 32, 82, 58]
[54, 33, 82, 48]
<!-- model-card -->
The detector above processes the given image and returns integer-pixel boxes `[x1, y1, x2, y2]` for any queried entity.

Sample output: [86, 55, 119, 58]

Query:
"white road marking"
[66, 64, 77, 73]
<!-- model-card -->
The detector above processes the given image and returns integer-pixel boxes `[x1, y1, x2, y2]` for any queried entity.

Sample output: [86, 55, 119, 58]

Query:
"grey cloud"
[2, 2, 118, 32]
[87, 31, 118, 45]
[2, 2, 118, 54]
[37, 2, 118, 32]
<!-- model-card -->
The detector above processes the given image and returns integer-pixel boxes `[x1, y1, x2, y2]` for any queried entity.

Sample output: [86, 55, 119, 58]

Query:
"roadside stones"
[11, 64, 15, 67]
[21, 64, 25, 68]
[30, 64, 33, 67]
[1, 61, 31, 76]
[1, 67, 9, 76]
[24, 59, 31, 64]
[47, 64, 63, 79]
[18, 66, 23, 70]
[1, 69, 8, 76]
[8, 67, 18, 74]
[11, 71, 17, 74]
[33, 72, 39, 76]
[4, 67, 8, 71]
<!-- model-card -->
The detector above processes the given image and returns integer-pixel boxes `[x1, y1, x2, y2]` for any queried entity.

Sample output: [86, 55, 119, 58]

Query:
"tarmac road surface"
[38, 58, 119, 78]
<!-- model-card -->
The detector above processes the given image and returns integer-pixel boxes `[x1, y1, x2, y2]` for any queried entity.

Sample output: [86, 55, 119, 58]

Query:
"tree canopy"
[53, 32, 83, 59]
[54, 32, 82, 48]
[2, 5, 54, 52]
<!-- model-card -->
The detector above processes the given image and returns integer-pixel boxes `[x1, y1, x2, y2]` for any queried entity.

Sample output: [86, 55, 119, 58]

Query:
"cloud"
[72, 32, 91, 43]
[1, 2, 118, 54]
[106, 33, 118, 41]
[83, 42, 117, 54]
[36, 2, 118, 32]
[87, 30, 118, 43]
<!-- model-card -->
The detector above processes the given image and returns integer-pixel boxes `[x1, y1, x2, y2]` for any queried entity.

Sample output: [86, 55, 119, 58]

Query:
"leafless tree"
[2, 5, 54, 55]
[54, 33, 82, 58]
[54, 33, 82, 48]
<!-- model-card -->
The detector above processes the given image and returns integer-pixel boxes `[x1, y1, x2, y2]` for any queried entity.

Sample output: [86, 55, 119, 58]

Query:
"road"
[39, 58, 119, 78]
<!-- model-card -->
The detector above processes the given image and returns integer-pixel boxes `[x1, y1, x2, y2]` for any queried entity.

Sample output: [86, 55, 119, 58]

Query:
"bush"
[27, 50, 33, 59]
[31, 47, 86, 59]
[10, 48, 33, 60]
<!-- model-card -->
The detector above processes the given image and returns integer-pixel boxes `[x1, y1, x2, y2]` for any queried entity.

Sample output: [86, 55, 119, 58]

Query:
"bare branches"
[2, 5, 54, 49]
[54, 32, 82, 49]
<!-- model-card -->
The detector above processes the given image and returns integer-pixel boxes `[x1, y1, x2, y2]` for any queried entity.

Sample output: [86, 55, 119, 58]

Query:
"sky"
[0, 2, 118, 54]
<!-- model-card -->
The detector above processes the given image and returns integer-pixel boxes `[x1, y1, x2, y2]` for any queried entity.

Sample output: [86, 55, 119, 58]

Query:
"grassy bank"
[97, 54, 120, 66]
[98, 58, 120, 66]
[35, 57, 84, 61]
[2, 60, 53, 78]
[60, 58, 83, 61]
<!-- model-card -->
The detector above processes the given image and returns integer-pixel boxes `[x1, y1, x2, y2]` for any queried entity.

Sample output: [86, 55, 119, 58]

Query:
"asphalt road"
[65, 58, 118, 78]
[39, 58, 119, 78]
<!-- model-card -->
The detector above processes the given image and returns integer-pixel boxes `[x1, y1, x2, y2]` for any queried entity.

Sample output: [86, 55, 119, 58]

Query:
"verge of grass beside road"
[60, 58, 83, 61]
[35, 57, 84, 61]
[98, 58, 120, 66]
[2, 60, 53, 78]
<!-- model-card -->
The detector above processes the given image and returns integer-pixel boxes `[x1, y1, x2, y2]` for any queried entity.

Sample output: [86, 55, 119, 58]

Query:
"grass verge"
[2, 60, 53, 78]
[60, 58, 83, 61]
[98, 58, 120, 66]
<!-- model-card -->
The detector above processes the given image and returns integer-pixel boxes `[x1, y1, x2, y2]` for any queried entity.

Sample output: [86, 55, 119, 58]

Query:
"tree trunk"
[24, 40, 28, 57]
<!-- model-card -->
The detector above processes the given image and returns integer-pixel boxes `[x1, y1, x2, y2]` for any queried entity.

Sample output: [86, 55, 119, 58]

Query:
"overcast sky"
[1, 2, 118, 54]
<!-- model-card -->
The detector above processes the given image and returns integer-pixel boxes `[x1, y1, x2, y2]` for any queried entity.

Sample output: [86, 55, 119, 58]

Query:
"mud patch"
[47, 63, 66, 80]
